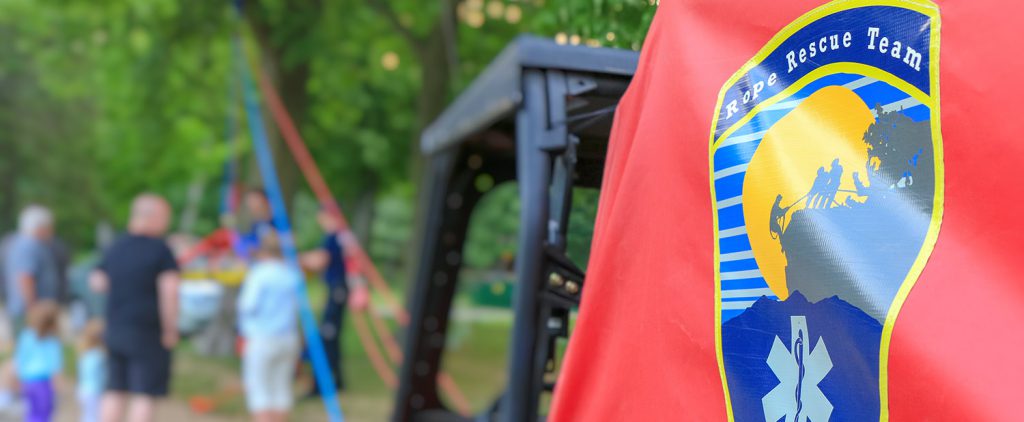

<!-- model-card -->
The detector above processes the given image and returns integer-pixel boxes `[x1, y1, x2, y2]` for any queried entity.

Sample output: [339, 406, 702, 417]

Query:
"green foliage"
[463, 184, 600, 271]
[465, 183, 520, 269]
[527, 0, 657, 50]
[0, 0, 657, 264]
[566, 188, 600, 269]
[0, 0, 235, 245]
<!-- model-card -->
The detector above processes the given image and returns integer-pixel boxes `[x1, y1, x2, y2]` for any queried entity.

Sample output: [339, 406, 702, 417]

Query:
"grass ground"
[153, 278, 514, 421]
[10, 280, 517, 421]
[160, 316, 512, 421]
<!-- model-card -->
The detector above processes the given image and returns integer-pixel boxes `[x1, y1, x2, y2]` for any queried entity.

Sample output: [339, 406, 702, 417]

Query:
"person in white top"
[237, 233, 301, 422]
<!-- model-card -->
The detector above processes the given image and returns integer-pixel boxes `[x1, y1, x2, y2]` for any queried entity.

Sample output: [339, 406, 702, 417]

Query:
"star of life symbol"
[762, 316, 833, 422]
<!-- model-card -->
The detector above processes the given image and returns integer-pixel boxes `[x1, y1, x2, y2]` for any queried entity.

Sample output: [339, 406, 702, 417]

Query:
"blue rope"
[236, 35, 345, 422]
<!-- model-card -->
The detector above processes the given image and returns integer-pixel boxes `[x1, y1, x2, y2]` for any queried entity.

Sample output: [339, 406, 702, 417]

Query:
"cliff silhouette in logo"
[722, 292, 882, 422]
[776, 106, 933, 322]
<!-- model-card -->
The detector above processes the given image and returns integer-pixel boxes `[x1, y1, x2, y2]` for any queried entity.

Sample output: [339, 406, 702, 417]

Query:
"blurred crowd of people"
[0, 190, 367, 422]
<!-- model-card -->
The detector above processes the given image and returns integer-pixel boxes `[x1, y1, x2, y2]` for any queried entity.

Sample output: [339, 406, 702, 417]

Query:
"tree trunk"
[245, 3, 318, 216]
[0, 138, 18, 229]
[404, 1, 460, 279]
[265, 49, 311, 212]
[0, 24, 20, 229]
[351, 174, 379, 252]
[178, 175, 206, 234]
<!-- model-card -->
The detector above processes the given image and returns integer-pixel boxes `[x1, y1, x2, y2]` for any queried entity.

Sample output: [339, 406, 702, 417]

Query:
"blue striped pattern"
[714, 73, 930, 322]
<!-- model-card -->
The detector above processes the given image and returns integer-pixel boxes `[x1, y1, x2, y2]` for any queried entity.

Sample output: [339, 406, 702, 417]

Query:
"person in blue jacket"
[300, 209, 367, 395]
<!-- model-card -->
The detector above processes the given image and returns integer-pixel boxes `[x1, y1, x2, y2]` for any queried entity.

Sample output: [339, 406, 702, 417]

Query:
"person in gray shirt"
[0, 205, 58, 412]
[3, 205, 58, 330]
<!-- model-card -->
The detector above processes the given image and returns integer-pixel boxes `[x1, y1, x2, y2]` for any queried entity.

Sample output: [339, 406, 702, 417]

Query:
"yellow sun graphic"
[741, 85, 875, 299]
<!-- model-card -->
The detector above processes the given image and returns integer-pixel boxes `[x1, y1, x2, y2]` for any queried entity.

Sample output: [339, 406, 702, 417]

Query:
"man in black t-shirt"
[90, 194, 180, 422]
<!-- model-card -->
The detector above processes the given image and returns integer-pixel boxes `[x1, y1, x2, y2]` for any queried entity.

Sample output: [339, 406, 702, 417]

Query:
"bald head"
[128, 193, 172, 237]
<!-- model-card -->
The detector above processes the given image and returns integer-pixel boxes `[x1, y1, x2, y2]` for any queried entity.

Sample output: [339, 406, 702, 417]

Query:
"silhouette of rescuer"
[769, 194, 791, 244]
[806, 167, 828, 208]
[820, 158, 844, 208]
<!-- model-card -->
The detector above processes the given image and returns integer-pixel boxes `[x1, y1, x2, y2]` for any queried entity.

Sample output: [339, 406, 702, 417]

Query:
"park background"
[0, 0, 655, 420]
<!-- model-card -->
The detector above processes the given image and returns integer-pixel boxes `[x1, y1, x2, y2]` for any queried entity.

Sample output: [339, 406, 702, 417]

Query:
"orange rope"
[350, 310, 397, 388]
[438, 372, 473, 415]
[366, 301, 403, 363]
[253, 71, 409, 324]
[252, 64, 471, 416]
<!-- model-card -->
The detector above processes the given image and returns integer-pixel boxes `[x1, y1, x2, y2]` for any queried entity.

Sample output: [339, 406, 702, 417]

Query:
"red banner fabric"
[551, 1, 1024, 420]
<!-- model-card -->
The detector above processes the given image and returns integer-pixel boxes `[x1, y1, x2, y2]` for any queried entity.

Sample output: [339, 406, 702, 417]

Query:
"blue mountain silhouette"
[722, 292, 882, 421]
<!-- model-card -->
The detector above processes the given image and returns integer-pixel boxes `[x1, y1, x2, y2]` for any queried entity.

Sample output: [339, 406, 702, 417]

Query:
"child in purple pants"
[15, 301, 62, 422]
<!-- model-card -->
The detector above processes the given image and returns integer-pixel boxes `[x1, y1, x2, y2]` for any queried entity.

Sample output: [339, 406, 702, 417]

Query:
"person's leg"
[254, 338, 287, 421]
[101, 350, 131, 422]
[0, 361, 17, 407]
[266, 337, 298, 418]
[123, 345, 171, 422]
[319, 285, 346, 391]
[0, 314, 24, 410]
[337, 295, 347, 389]
[22, 380, 54, 422]
[80, 392, 101, 422]
[21, 380, 36, 421]
[101, 350, 132, 422]
[244, 337, 276, 421]
[38, 381, 55, 422]
[266, 410, 287, 422]
[100, 393, 128, 422]
[125, 395, 155, 422]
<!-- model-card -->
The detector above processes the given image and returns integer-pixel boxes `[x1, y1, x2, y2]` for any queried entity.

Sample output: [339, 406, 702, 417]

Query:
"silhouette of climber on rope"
[769, 194, 791, 242]
[771, 158, 855, 247]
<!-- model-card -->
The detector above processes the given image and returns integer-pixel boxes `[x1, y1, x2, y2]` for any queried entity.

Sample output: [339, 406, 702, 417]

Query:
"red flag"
[550, 0, 1024, 420]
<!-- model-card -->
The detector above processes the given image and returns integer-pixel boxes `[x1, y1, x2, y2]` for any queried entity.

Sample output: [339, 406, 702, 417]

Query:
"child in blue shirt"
[15, 300, 62, 422]
[76, 320, 105, 422]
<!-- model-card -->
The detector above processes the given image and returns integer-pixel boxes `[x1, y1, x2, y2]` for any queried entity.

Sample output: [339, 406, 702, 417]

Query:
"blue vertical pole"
[236, 36, 345, 422]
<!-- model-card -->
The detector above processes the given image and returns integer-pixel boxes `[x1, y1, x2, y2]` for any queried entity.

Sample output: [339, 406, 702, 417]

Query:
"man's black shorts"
[106, 348, 172, 397]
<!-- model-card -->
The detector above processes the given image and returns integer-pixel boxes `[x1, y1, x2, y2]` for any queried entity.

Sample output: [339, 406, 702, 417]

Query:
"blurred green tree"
[0, 0, 655, 273]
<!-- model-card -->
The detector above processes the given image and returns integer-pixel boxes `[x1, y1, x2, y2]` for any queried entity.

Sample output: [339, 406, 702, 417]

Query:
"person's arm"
[302, 231, 345, 273]
[88, 269, 109, 293]
[12, 332, 27, 374]
[299, 249, 329, 273]
[347, 277, 370, 311]
[48, 339, 63, 375]
[342, 237, 370, 310]
[16, 273, 36, 306]
[11, 245, 41, 306]
[157, 270, 180, 349]
[47, 340, 68, 389]
[236, 273, 260, 316]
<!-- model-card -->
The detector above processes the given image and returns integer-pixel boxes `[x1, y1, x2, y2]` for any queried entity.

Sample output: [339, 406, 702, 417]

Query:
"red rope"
[177, 228, 234, 267]
[366, 301, 403, 363]
[253, 66, 472, 415]
[254, 72, 408, 323]
[438, 372, 473, 414]
[351, 311, 398, 388]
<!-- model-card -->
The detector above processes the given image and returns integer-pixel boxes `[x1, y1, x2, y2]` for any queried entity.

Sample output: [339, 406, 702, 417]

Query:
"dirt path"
[52, 389, 242, 422]
[49, 387, 388, 422]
